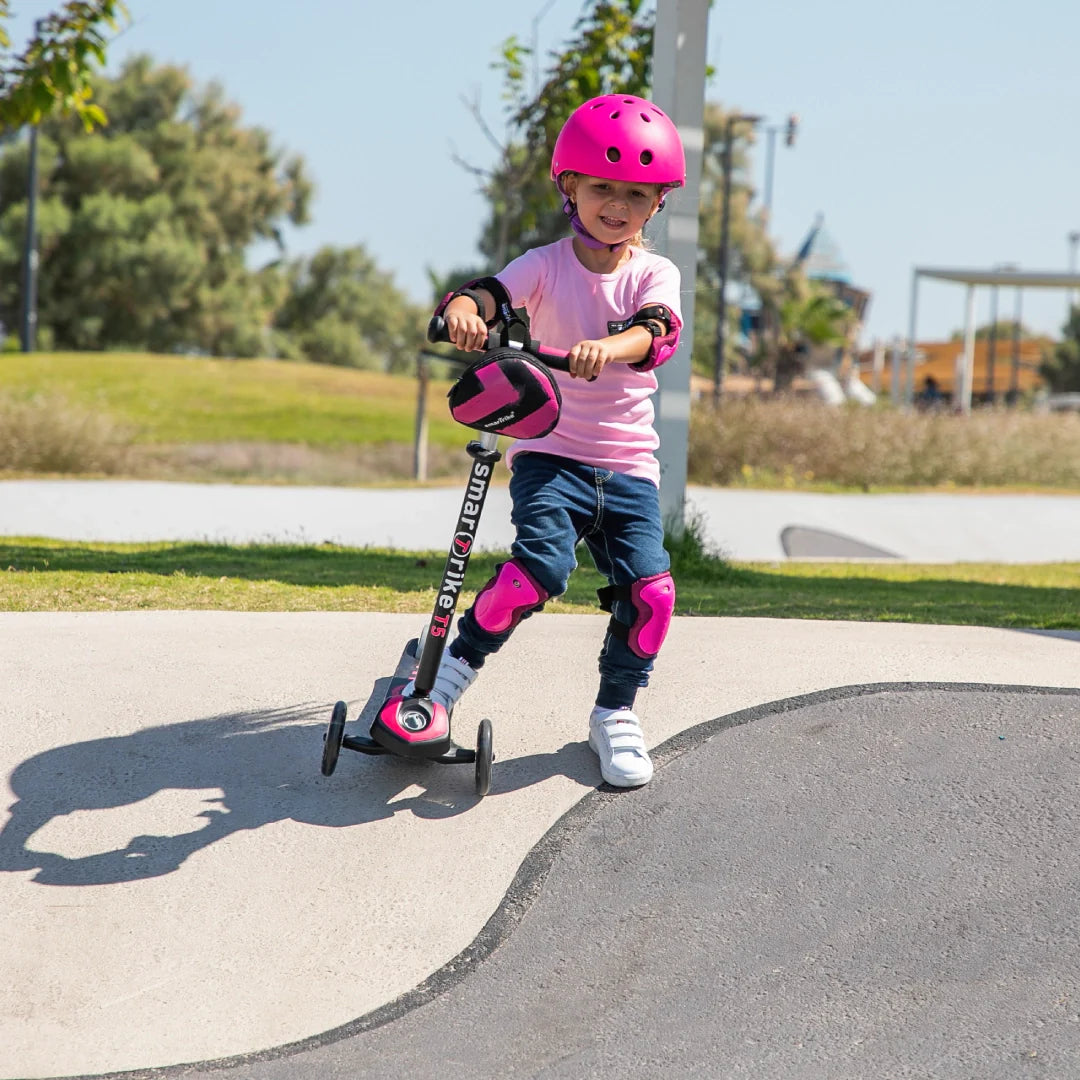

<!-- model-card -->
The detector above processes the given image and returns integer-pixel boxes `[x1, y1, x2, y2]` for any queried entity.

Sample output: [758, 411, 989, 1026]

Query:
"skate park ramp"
[178, 685, 1080, 1080]
[1, 613, 1079, 1079]
[780, 524, 900, 559]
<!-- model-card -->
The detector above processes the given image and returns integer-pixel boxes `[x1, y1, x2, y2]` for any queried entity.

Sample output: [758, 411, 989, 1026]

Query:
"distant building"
[855, 339, 1047, 403]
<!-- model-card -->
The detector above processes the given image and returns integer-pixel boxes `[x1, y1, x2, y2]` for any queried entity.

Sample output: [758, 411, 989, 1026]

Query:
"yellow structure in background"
[857, 340, 1047, 399]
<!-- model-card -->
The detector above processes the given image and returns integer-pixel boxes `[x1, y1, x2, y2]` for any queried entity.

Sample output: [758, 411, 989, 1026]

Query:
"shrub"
[0, 392, 133, 474]
[688, 399, 1080, 489]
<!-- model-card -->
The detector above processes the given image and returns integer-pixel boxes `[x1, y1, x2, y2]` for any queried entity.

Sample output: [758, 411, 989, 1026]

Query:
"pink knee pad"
[627, 571, 676, 659]
[473, 558, 549, 634]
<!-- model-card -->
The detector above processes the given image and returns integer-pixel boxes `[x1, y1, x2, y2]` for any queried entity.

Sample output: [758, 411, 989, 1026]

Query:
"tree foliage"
[471, 0, 654, 268]
[0, 54, 424, 369]
[275, 245, 425, 373]
[949, 320, 1032, 343]
[1042, 307, 1080, 392]
[0, 55, 313, 356]
[691, 102, 777, 377]
[772, 275, 855, 391]
[0, 1, 126, 132]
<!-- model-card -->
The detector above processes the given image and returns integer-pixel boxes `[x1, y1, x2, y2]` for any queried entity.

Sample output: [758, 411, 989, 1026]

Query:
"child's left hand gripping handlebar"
[427, 316, 575, 374]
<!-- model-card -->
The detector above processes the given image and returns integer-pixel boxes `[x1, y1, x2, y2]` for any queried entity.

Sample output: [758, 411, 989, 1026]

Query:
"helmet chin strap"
[562, 196, 627, 252]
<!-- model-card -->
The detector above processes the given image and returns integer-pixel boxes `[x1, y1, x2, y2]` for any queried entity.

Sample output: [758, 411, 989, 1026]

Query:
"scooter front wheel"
[475, 717, 493, 797]
[322, 700, 348, 776]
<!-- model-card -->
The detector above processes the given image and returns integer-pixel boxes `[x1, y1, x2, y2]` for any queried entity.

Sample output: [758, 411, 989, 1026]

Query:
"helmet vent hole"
[606, 146, 621, 163]
[639, 150, 653, 166]
[641, 112, 652, 122]
[610, 110, 621, 119]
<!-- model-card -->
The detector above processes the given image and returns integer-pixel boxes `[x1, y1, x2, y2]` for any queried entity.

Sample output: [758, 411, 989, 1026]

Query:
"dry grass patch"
[0, 393, 133, 474]
[690, 398, 1080, 490]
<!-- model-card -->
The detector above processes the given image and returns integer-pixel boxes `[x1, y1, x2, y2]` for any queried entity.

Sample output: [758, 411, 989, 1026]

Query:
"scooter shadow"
[0, 701, 599, 889]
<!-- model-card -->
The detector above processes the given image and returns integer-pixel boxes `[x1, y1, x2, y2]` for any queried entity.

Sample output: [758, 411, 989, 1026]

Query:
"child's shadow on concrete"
[0, 697, 598, 888]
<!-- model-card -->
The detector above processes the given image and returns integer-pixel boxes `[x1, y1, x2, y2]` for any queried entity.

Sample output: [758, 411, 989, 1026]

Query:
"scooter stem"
[411, 430, 500, 697]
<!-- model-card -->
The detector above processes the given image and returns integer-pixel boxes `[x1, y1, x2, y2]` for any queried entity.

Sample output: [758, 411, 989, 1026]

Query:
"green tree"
[1042, 307, 1080, 392]
[692, 102, 777, 378]
[0, 1, 127, 132]
[949, 320, 1031, 343]
[468, 0, 654, 268]
[0, 55, 312, 355]
[772, 275, 854, 391]
[275, 245, 426, 373]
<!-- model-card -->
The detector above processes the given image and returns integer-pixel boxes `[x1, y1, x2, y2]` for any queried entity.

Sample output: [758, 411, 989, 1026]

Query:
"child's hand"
[567, 340, 615, 379]
[444, 305, 489, 352]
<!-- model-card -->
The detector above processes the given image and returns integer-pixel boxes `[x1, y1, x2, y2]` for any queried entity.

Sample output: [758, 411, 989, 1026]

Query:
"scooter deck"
[343, 637, 476, 763]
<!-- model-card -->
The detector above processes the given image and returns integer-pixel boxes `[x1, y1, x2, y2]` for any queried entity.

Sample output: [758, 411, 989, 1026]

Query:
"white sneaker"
[588, 706, 653, 787]
[402, 652, 478, 715]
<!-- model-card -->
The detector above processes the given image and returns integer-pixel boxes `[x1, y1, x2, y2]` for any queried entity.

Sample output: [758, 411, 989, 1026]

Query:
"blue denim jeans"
[452, 451, 672, 708]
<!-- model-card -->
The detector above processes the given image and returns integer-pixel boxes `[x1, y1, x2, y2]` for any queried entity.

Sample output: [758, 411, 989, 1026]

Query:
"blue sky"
[6, 0, 1079, 343]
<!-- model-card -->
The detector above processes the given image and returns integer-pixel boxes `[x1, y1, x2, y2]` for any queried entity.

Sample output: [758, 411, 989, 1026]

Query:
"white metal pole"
[961, 283, 976, 414]
[890, 338, 901, 405]
[651, 0, 710, 537]
[905, 269, 920, 409]
[871, 338, 884, 395]
[1069, 231, 1079, 316]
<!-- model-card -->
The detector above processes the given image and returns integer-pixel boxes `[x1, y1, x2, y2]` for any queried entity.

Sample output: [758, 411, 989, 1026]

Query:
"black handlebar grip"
[427, 315, 495, 352]
[427, 316, 450, 344]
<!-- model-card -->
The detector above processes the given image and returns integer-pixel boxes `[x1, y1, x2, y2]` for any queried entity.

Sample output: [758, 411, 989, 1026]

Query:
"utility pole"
[761, 113, 798, 227]
[20, 121, 39, 352]
[712, 113, 760, 407]
[1068, 231, 1079, 316]
[20, 21, 46, 354]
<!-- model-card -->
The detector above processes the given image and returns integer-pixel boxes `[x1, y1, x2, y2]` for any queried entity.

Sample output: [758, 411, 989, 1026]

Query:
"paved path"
[2, 613, 1078, 1078]
[3, 478, 1080, 561]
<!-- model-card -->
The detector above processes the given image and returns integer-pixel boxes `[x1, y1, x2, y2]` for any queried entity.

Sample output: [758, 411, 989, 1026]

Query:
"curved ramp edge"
[60, 681, 1080, 1080]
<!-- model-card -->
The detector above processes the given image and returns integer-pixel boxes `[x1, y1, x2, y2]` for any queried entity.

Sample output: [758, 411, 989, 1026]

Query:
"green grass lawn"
[0, 351, 464, 448]
[2, 538, 1076, 630]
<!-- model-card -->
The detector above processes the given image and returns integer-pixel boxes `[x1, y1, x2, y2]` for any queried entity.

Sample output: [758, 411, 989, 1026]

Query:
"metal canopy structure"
[906, 266, 1080, 413]
[917, 267, 1080, 289]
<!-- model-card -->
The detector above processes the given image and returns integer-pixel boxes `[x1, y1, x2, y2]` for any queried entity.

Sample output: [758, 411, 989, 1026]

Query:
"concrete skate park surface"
[3, 612, 1079, 1079]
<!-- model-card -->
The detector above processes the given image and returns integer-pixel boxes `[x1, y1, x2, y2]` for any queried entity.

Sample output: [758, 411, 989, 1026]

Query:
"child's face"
[564, 173, 662, 244]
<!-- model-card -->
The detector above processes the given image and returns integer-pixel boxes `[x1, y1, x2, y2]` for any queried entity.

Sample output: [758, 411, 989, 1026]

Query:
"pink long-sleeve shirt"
[496, 237, 682, 487]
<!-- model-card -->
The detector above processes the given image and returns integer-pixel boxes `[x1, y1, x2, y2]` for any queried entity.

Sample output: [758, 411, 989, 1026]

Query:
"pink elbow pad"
[632, 309, 683, 372]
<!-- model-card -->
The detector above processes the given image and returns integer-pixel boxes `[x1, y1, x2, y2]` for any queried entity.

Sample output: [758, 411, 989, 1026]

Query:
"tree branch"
[459, 89, 505, 156]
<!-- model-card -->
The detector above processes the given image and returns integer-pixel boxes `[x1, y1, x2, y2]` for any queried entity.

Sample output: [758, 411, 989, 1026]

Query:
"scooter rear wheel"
[322, 700, 348, 776]
[475, 717, 493, 796]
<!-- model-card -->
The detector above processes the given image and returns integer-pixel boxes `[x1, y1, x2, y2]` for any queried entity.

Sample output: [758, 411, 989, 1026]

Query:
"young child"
[406, 94, 685, 787]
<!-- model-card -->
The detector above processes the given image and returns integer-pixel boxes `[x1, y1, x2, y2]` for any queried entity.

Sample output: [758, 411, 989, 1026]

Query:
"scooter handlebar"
[427, 315, 574, 374]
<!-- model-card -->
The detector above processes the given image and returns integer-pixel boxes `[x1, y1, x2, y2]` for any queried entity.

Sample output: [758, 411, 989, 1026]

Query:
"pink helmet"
[551, 94, 686, 195]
